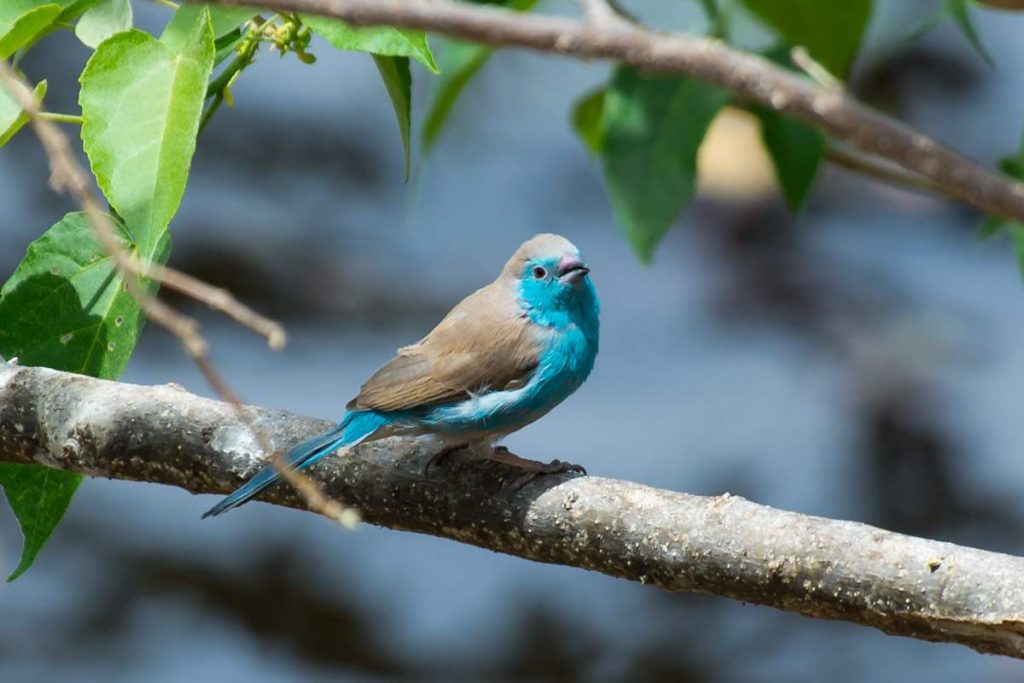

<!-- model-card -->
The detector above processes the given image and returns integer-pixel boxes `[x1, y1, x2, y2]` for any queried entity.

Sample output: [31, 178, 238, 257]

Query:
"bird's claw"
[509, 458, 587, 490]
[423, 444, 467, 478]
[427, 444, 587, 489]
[544, 459, 587, 476]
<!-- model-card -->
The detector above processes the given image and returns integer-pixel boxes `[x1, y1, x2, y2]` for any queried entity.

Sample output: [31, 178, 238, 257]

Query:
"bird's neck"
[521, 282, 600, 345]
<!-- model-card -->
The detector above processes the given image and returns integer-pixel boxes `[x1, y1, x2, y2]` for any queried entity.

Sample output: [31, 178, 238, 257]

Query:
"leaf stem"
[206, 50, 252, 99]
[197, 93, 223, 135]
[824, 144, 945, 195]
[153, 0, 180, 9]
[199, 20, 267, 135]
[38, 112, 83, 125]
[199, 53, 253, 134]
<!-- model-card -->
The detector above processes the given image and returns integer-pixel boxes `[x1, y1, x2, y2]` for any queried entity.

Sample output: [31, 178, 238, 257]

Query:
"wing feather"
[347, 282, 540, 411]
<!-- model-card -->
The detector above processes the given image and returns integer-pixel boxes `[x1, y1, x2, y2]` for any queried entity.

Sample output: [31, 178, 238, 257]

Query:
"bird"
[202, 233, 600, 518]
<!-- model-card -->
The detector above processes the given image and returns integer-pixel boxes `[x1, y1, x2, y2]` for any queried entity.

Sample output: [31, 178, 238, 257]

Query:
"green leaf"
[755, 107, 825, 210]
[945, 0, 994, 67]
[0, 78, 45, 147]
[981, 133, 1024, 239]
[996, 136, 1024, 184]
[571, 87, 606, 156]
[74, 0, 131, 49]
[59, 0, 102, 22]
[80, 12, 215, 254]
[203, 6, 255, 38]
[901, 1, 993, 68]
[739, 0, 873, 77]
[421, 0, 538, 152]
[0, 213, 163, 375]
[163, 4, 253, 66]
[372, 55, 412, 181]
[0, 0, 85, 57]
[161, 4, 254, 53]
[1010, 223, 1024, 280]
[0, 2, 62, 59]
[0, 464, 82, 581]
[750, 47, 826, 211]
[0, 212, 168, 580]
[697, 0, 731, 39]
[422, 40, 492, 152]
[979, 215, 1003, 240]
[600, 66, 729, 261]
[303, 16, 435, 178]
[212, 26, 245, 66]
[981, 129, 1024, 239]
[303, 15, 438, 73]
[1000, 157, 1022, 179]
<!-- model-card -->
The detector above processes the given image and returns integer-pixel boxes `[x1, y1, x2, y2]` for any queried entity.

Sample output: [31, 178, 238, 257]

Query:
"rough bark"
[2, 361, 1024, 657]
[206, 0, 1024, 223]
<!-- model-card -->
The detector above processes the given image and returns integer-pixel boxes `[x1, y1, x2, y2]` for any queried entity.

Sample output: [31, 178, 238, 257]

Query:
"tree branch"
[3, 360, 1024, 658]
[206, 0, 1024, 221]
[977, 0, 1024, 9]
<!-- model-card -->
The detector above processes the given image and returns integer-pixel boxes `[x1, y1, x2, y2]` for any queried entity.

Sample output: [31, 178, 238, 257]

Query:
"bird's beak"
[557, 254, 590, 283]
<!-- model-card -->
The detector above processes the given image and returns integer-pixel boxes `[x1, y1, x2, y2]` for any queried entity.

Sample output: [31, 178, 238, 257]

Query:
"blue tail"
[201, 410, 390, 518]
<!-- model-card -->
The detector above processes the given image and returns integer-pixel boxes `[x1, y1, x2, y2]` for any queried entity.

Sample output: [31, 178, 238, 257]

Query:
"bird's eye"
[532, 266, 547, 280]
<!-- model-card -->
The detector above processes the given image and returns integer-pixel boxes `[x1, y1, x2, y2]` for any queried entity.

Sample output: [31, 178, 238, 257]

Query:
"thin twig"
[825, 144, 945, 196]
[0, 60, 348, 526]
[144, 263, 287, 350]
[206, 0, 1024, 222]
[577, 0, 631, 29]
[789, 46, 841, 90]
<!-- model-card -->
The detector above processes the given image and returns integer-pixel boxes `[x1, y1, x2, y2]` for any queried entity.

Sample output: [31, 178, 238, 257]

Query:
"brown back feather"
[348, 278, 541, 411]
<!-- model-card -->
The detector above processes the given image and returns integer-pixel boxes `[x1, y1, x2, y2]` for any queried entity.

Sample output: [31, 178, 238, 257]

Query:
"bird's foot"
[423, 444, 465, 477]
[488, 447, 587, 489]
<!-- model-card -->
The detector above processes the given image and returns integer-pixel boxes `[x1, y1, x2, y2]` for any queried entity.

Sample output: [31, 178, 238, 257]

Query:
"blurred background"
[3, 1, 1024, 680]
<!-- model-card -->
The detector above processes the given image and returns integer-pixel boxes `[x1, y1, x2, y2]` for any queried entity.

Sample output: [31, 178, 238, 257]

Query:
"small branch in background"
[577, 0, 632, 29]
[825, 144, 946, 196]
[3, 363, 1024, 659]
[143, 263, 287, 350]
[976, 0, 1024, 9]
[208, 0, 1024, 223]
[789, 46, 841, 90]
[0, 59, 349, 526]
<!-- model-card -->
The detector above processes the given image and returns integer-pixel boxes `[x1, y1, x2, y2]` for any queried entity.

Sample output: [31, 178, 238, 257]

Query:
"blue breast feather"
[414, 277, 600, 435]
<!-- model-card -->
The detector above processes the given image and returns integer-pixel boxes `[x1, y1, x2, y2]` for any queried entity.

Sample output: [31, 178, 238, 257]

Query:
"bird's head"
[503, 234, 599, 327]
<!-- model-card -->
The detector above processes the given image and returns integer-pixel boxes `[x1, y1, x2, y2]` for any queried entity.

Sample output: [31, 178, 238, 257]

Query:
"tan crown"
[501, 233, 579, 278]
